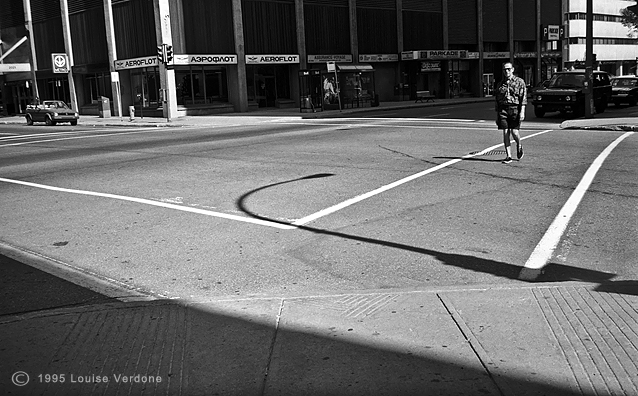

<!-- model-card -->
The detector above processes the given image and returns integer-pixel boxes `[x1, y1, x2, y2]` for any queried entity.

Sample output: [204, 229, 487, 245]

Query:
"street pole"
[584, 0, 594, 118]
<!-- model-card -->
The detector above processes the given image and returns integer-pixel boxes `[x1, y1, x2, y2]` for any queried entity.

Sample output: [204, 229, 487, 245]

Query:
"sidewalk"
[1, 246, 637, 395]
[1, 97, 493, 128]
[2, 97, 636, 130]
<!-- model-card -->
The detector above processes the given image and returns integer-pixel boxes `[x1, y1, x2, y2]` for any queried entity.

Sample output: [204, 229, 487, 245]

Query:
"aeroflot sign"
[246, 55, 299, 64]
[115, 54, 237, 70]
[114, 56, 158, 70]
[173, 54, 237, 65]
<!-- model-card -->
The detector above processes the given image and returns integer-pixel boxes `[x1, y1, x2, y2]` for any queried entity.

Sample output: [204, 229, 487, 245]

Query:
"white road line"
[0, 128, 172, 148]
[519, 132, 634, 281]
[293, 129, 553, 226]
[0, 177, 296, 230]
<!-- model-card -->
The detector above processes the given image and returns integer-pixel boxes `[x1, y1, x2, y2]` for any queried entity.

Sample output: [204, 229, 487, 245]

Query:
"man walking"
[495, 62, 527, 164]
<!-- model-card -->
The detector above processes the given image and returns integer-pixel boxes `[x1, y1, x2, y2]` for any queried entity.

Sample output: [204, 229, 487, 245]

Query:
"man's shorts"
[496, 105, 521, 129]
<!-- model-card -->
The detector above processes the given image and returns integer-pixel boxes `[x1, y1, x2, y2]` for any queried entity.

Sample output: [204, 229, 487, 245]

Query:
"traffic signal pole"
[153, 0, 177, 121]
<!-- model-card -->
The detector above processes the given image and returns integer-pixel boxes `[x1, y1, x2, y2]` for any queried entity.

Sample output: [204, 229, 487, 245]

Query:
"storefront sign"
[114, 56, 159, 70]
[247, 54, 299, 64]
[484, 52, 510, 59]
[401, 50, 467, 60]
[541, 51, 562, 59]
[401, 51, 417, 60]
[515, 52, 537, 58]
[0, 63, 31, 72]
[420, 61, 441, 72]
[172, 54, 237, 65]
[358, 54, 398, 62]
[424, 50, 467, 60]
[308, 54, 353, 63]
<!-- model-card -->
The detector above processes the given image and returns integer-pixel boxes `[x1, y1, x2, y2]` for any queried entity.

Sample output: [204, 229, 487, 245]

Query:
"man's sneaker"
[517, 145, 524, 160]
[502, 157, 513, 164]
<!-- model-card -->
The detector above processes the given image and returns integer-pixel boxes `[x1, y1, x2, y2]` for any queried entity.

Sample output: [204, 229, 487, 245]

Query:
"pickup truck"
[25, 100, 79, 126]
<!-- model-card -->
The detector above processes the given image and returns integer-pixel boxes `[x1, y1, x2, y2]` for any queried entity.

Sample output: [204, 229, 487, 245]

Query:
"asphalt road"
[1, 102, 636, 300]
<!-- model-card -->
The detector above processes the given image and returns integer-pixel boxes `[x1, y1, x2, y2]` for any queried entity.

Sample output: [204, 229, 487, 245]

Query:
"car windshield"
[611, 79, 638, 87]
[548, 74, 585, 88]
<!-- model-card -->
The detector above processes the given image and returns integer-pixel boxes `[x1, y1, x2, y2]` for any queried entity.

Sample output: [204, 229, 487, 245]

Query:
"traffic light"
[165, 45, 173, 62]
[157, 44, 166, 63]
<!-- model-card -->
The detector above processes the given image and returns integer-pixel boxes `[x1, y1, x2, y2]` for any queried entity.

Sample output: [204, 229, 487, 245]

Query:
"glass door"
[483, 73, 495, 97]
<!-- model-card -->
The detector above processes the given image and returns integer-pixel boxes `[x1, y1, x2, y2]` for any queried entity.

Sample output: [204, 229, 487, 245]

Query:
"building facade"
[0, 0, 635, 118]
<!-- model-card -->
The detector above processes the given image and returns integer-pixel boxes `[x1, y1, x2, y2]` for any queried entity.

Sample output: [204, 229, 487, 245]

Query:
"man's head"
[503, 62, 515, 79]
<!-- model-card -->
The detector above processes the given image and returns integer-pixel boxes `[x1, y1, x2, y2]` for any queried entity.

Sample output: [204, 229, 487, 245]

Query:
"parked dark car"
[531, 70, 612, 117]
[25, 100, 79, 126]
[611, 76, 638, 106]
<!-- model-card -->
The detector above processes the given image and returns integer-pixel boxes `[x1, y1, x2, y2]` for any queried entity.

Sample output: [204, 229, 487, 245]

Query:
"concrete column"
[60, 0, 79, 112]
[23, 0, 40, 102]
[349, 0, 358, 62]
[295, 0, 307, 70]
[508, 0, 514, 64]
[153, 0, 178, 120]
[231, 0, 248, 112]
[396, 0, 403, 86]
[103, 0, 122, 117]
[477, 0, 484, 96]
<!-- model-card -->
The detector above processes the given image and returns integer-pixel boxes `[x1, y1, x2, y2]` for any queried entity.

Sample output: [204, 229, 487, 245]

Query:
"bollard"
[128, 105, 135, 121]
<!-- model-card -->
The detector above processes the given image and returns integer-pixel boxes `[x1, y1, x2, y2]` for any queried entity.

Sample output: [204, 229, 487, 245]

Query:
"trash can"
[128, 105, 135, 121]
[98, 96, 111, 118]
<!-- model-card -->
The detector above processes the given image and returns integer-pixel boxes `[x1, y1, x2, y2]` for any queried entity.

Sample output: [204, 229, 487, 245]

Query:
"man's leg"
[502, 129, 512, 163]
[511, 128, 524, 159]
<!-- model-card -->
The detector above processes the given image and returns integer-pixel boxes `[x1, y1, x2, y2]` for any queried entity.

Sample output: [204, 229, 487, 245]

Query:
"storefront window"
[247, 65, 291, 107]
[131, 67, 160, 108]
[84, 73, 111, 104]
[176, 66, 228, 106]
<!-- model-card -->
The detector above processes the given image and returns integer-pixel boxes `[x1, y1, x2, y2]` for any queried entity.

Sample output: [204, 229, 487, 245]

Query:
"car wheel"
[70, 120, 78, 126]
[26, 114, 33, 125]
[45, 115, 56, 126]
[534, 107, 545, 118]
[630, 97, 637, 106]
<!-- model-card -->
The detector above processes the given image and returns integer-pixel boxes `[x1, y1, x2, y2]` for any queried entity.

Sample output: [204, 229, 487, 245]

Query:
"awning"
[336, 63, 374, 72]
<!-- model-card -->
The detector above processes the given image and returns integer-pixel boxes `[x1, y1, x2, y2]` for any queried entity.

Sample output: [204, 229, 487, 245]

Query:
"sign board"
[327, 61, 335, 72]
[308, 54, 353, 63]
[401, 50, 467, 60]
[421, 61, 441, 72]
[358, 54, 398, 62]
[114, 56, 159, 70]
[0, 63, 31, 72]
[543, 25, 565, 41]
[172, 54, 237, 65]
[52, 53, 69, 73]
[246, 55, 299, 64]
